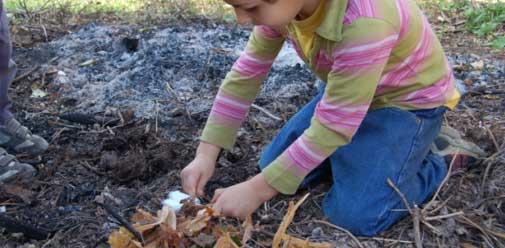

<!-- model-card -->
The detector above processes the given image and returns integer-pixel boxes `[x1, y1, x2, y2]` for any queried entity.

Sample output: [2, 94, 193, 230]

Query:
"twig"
[387, 179, 412, 214]
[313, 220, 364, 248]
[165, 81, 194, 122]
[423, 149, 458, 212]
[40, 23, 48, 42]
[80, 161, 106, 176]
[457, 216, 497, 244]
[251, 103, 282, 121]
[428, 195, 453, 215]
[49, 127, 68, 145]
[96, 200, 144, 244]
[12, 65, 40, 84]
[365, 237, 413, 244]
[485, 126, 500, 152]
[481, 146, 504, 195]
[420, 219, 441, 236]
[413, 205, 422, 248]
[424, 211, 464, 221]
[387, 179, 422, 247]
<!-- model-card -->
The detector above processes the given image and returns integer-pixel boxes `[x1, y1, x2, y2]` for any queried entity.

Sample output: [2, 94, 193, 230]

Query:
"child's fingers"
[211, 188, 224, 203]
[196, 174, 210, 197]
[182, 173, 199, 197]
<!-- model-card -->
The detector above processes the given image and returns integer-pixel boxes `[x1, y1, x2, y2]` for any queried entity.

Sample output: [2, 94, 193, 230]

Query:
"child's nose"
[234, 9, 252, 25]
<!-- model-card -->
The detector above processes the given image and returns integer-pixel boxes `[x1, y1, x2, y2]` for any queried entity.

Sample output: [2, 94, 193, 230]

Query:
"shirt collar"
[315, 0, 349, 42]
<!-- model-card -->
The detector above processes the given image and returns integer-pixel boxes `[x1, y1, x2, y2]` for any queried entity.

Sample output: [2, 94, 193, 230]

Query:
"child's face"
[224, 0, 305, 27]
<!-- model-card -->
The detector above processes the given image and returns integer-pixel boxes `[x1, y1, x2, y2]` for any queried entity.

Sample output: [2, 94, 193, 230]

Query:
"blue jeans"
[259, 87, 448, 236]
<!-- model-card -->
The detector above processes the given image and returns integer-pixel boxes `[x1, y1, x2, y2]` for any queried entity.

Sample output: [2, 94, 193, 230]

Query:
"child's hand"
[212, 173, 278, 219]
[181, 142, 221, 197]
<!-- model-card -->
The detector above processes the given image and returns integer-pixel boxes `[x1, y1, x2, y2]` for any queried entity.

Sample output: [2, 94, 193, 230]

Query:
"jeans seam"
[370, 114, 425, 231]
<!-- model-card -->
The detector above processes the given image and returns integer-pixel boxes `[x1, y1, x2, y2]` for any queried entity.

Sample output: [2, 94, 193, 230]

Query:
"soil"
[0, 18, 504, 248]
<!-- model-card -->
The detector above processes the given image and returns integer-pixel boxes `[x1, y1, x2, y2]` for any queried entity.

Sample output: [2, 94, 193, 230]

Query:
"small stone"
[456, 227, 468, 235]
[311, 227, 324, 238]
[11, 232, 24, 239]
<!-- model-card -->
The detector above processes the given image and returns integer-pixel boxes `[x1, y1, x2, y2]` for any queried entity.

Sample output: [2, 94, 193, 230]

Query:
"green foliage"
[490, 35, 505, 49]
[430, 0, 505, 49]
[4, 0, 230, 21]
[464, 2, 505, 38]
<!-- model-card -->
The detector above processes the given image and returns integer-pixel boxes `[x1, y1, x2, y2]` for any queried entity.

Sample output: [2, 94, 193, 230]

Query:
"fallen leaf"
[108, 227, 142, 248]
[460, 243, 478, 248]
[30, 83, 48, 98]
[272, 194, 309, 248]
[214, 232, 239, 248]
[470, 60, 484, 70]
[282, 235, 332, 248]
[131, 209, 157, 224]
[184, 207, 215, 236]
[241, 216, 253, 246]
[79, 59, 97, 67]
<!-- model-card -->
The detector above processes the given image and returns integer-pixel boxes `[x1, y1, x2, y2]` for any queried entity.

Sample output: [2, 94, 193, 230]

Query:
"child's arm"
[200, 26, 286, 149]
[262, 19, 400, 195]
[181, 26, 286, 197]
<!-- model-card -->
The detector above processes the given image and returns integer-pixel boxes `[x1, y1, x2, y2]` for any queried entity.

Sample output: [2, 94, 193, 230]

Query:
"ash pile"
[27, 22, 317, 135]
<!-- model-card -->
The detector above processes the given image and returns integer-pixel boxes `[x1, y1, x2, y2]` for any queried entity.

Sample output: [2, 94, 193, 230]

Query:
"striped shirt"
[201, 0, 460, 194]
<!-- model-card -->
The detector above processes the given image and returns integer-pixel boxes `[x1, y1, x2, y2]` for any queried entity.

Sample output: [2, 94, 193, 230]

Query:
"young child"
[0, 2, 48, 182]
[181, 0, 484, 236]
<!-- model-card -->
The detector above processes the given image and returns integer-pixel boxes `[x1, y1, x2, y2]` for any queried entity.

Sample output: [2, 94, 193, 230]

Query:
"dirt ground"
[0, 18, 504, 247]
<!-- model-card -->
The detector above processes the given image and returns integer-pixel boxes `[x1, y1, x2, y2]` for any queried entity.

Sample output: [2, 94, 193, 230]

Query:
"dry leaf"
[460, 243, 478, 248]
[241, 215, 253, 246]
[214, 232, 239, 248]
[272, 194, 309, 248]
[131, 209, 157, 223]
[470, 60, 484, 70]
[282, 235, 332, 248]
[108, 227, 142, 248]
[79, 59, 97, 67]
[184, 207, 215, 236]
[272, 194, 333, 248]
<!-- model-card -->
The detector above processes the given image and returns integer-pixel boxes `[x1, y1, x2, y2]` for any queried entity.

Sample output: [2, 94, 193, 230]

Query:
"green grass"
[4, 0, 231, 25]
[423, 0, 505, 49]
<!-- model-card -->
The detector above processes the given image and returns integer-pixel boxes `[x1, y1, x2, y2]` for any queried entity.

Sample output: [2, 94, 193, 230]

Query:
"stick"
[413, 205, 422, 248]
[251, 104, 282, 121]
[423, 149, 458, 212]
[387, 179, 423, 247]
[387, 179, 412, 214]
[80, 161, 106, 176]
[481, 148, 504, 196]
[366, 237, 413, 244]
[0, 213, 49, 240]
[424, 211, 464, 221]
[12, 65, 40, 83]
[313, 220, 364, 248]
[485, 125, 500, 152]
[96, 201, 144, 244]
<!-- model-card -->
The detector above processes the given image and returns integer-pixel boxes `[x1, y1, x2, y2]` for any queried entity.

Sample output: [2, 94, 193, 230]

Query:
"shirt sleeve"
[201, 26, 286, 150]
[262, 19, 399, 194]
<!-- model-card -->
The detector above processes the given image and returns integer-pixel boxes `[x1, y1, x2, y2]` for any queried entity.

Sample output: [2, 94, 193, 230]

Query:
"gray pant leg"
[0, 2, 15, 123]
